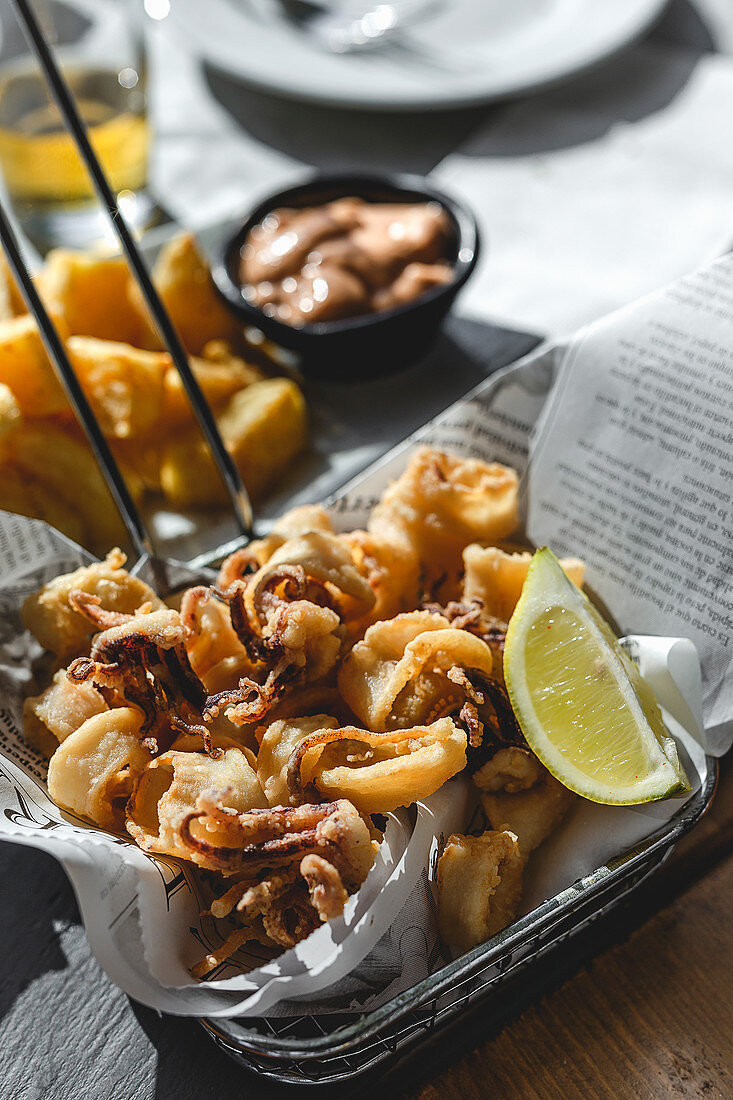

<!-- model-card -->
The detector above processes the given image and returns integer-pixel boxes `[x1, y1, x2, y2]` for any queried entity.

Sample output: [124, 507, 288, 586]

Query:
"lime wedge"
[504, 548, 689, 805]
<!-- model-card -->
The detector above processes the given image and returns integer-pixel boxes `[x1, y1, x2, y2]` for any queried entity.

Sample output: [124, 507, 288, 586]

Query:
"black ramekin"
[211, 171, 480, 380]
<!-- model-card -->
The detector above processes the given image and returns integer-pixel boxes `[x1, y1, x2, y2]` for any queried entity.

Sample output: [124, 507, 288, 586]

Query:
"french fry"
[0, 465, 85, 546]
[133, 232, 242, 354]
[0, 312, 69, 418]
[10, 424, 129, 553]
[160, 377, 307, 508]
[0, 256, 26, 320]
[162, 350, 264, 427]
[38, 249, 155, 346]
[0, 381, 21, 441]
[67, 336, 168, 439]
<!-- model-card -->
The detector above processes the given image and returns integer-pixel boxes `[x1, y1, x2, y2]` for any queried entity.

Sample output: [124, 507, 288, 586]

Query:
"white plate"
[171, 0, 668, 111]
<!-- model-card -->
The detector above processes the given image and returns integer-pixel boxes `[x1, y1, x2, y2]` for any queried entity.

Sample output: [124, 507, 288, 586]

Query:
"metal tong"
[0, 0, 254, 586]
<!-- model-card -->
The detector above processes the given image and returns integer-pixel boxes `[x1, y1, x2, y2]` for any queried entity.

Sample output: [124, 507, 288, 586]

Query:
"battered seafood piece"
[436, 829, 524, 953]
[257, 714, 339, 807]
[368, 447, 519, 588]
[65, 607, 208, 754]
[463, 545, 585, 622]
[180, 796, 374, 881]
[126, 746, 268, 859]
[338, 611, 494, 731]
[284, 717, 468, 814]
[22, 549, 164, 659]
[23, 669, 107, 754]
[47, 707, 151, 829]
[474, 746, 577, 855]
[192, 798, 373, 974]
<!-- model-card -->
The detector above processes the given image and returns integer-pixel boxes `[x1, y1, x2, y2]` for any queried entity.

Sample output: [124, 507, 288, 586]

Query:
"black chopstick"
[10, 0, 254, 541]
[0, 197, 152, 562]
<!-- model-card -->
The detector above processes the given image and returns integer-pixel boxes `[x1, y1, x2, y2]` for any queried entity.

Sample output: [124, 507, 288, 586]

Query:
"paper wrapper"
[1, 252, 727, 1016]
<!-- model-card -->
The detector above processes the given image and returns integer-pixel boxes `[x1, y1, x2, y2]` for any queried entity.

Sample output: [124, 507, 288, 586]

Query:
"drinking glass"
[0, 0, 156, 252]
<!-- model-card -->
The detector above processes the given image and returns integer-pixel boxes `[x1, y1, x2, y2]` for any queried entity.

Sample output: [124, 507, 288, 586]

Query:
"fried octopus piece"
[338, 610, 494, 732]
[211, 564, 344, 719]
[436, 829, 524, 954]
[126, 746, 267, 858]
[285, 717, 467, 815]
[22, 548, 165, 659]
[475, 746, 576, 856]
[66, 607, 207, 754]
[462, 544, 585, 622]
[368, 447, 519, 589]
[189, 798, 377, 975]
[180, 796, 375, 885]
[23, 668, 106, 755]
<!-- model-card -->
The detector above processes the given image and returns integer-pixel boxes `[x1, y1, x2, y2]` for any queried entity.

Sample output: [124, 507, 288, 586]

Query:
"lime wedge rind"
[504, 548, 689, 806]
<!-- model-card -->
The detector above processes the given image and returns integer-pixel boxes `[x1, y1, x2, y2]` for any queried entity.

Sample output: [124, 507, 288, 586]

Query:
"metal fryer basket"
[200, 760, 717, 1086]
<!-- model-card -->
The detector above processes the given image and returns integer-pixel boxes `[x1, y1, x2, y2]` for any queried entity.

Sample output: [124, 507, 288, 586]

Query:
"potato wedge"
[0, 255, 26, 320]
[161, 351, 263, 427]
[38, 249, 154, 346]
[10, 424, 128, 552]
[67, 336, 168, 439]
[134, 232, 241, 354]
[0, 381, 21, 441]
[0, 464, 85, 546]
[160, 377, 307, 508]
[0, 312, 69, 418]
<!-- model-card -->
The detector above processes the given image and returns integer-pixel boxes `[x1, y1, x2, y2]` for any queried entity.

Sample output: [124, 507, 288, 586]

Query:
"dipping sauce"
[239, 196, 454, 325]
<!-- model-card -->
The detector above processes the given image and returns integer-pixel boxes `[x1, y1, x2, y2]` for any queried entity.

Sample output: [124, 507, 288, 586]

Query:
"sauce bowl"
[211, 172, 480, 379]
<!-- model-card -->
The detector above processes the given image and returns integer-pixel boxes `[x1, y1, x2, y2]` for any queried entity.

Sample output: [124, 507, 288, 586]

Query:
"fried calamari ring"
[285, 717, 467, 815]
[368, 447, 519, 585]
[47, 707, 151, 830]
[257, 714, 340, 807]
[462, 544, 585, 622]
[436, 829, 524, 953]
[338, 611, 494, 731]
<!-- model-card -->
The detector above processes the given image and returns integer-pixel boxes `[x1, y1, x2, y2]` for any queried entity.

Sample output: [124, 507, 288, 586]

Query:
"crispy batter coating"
[462, 545, 586, 622]
[285, 717, 467, 814]
[47, 707, 151, 829]
[23, 669, 106, 755]
[475, 747, 576, 856]
[126, 746, 267, 858]
[21, 549, 164, 659]
[369, 447, 519, 586]
[436, 829, 524, 953]
[338, 611, 494, 732]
